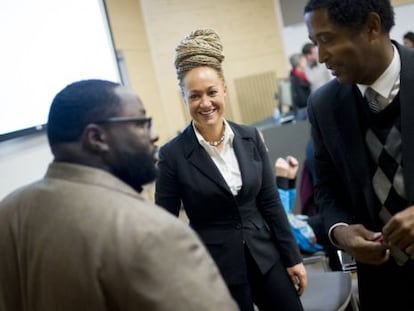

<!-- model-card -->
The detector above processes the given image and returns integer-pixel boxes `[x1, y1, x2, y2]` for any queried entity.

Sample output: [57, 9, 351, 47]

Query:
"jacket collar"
[396, 41, 414, 202]
[46, 161, 143, 200]
[180, 122, 256, 197]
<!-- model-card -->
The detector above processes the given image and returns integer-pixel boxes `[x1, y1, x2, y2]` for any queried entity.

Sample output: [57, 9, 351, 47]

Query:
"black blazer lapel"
[335, 86, 370, 185]
[231, 126, 257, 199]
[181, 125, 232, 194]
[334, 85, 378, 219]
[398, 44, 414, 203]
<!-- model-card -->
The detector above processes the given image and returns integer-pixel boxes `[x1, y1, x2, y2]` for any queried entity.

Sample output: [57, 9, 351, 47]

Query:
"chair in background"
[337, 250, 357, 272]
[337, 250, 359, 311]
[301, 271, 353, 311]
[301, 254, 359, 311]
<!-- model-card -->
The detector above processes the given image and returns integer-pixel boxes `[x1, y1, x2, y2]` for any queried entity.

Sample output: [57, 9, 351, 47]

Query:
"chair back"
[300, 271, 353, 311]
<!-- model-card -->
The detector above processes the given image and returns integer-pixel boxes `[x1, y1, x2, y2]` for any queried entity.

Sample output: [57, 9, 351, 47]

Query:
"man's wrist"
[328, 223, 349, 248]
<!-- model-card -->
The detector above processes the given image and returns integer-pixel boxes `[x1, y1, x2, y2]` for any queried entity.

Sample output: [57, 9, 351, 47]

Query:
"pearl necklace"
[207, 134, 225, 147]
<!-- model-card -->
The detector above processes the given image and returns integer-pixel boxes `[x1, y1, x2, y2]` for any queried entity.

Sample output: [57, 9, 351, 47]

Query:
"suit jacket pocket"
[196, 228, 227, 245]
[195, 228, 247, 284]
[247, 215, 271, 232]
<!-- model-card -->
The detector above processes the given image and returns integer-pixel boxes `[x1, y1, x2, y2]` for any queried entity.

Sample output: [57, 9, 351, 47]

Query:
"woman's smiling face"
[182, 66, 226, 131]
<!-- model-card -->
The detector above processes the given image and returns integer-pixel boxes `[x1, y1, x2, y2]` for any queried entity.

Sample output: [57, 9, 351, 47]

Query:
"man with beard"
[0, 79, 238, 311]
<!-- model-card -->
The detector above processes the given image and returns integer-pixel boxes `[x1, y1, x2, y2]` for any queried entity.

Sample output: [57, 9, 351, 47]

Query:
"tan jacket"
[0, 162, 238, 311]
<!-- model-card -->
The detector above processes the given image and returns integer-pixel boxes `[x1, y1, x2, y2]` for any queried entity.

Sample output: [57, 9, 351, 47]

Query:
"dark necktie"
[365, 81, 399, 113]
[365, 87, 382, 113]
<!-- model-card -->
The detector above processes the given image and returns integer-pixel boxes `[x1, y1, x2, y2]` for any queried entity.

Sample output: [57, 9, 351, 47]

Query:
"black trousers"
[228, 247, 304, 311]
[357, 259, 414, 310]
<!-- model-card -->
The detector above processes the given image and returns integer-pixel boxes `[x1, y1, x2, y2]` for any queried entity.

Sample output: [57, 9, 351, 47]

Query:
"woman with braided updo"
[155, 28, 307, 311]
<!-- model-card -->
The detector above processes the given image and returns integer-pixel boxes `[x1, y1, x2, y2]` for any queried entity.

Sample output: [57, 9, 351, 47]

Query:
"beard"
[111, 147, 158, 193]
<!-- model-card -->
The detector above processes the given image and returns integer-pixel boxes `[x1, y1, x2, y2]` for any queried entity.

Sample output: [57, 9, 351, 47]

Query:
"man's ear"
[82, 124, 110, 152]
[366, 12, 382, 41]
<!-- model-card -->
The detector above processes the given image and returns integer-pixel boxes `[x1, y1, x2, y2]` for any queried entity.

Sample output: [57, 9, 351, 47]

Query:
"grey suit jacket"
[0, 162, 238, 311]
[307, 42, 414, 232]
[155, 121, 302, 285]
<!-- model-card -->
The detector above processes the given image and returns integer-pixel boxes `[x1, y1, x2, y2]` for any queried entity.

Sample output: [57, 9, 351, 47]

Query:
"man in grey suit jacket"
[0, 79, 238, 311]
[304, 0, 414, 309]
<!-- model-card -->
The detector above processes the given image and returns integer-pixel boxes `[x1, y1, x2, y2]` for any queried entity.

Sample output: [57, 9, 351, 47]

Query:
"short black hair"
[47, 79, 121, 146]
[302, 42, 315, 55]
[304, 0, 395, 33]
[403, 31, 414, 43]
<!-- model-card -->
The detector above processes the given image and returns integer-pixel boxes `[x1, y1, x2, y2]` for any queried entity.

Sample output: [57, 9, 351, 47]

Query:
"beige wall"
[105, 0, 414, 145]
[392, 0, 414, 5]
[105, 0, 288, 144]
[105, 0, 168, 143]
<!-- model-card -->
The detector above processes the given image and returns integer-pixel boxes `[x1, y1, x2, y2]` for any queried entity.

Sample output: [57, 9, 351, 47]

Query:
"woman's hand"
[286, 262, 307, 296]
[275, 156, 299, 179]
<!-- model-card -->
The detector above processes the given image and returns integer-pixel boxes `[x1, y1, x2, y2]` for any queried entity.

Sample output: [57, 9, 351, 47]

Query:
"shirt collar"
[192, 119, 234, 147]
[357, 44, 401, 98]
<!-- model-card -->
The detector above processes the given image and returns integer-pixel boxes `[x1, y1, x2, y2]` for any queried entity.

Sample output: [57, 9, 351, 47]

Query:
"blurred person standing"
[304, 0, 414, 309]
[302, 42, 333, 93]
[155, 28, 307, 311]
[289, 53, 311, 120]
[0, 79, 238, 311]
[403, 31, 414, 48]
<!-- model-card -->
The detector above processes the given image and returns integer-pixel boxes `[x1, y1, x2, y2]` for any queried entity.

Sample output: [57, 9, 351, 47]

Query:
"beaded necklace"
[207, 134, 225, 147]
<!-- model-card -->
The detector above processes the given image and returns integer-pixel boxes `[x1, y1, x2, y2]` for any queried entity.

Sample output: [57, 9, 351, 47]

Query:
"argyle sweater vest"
[363, 93, 408, 218]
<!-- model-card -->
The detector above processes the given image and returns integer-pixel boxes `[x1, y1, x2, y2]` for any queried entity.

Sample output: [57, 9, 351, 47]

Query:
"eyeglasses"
[95, 116, 152, 129]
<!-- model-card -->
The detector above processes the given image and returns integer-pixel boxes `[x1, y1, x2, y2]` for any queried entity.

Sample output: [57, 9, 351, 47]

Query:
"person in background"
[300, 138, 318, 217]
[275, 155, 342, 271]
[403, 31, 414, 48]
[289, 53, 311, 121]
[0, 79, 238, 311]
[292, 142, 343, 271]
[304, 0, 414, 309]
[301, 42, 333, 93]
[155, 28, 307, 311]
[275, 156, 323, 254]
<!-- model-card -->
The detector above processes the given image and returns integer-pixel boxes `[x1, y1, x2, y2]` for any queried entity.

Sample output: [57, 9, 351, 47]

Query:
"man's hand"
[333, 224, 389, 265]
[383, 205, 414, 259]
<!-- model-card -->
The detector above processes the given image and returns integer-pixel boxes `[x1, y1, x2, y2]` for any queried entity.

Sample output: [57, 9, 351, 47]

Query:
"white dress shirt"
[193, 120, 242, 196]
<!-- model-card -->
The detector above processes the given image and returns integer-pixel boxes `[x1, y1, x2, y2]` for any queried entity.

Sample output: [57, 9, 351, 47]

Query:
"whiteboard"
[0, 0, 121, 139]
